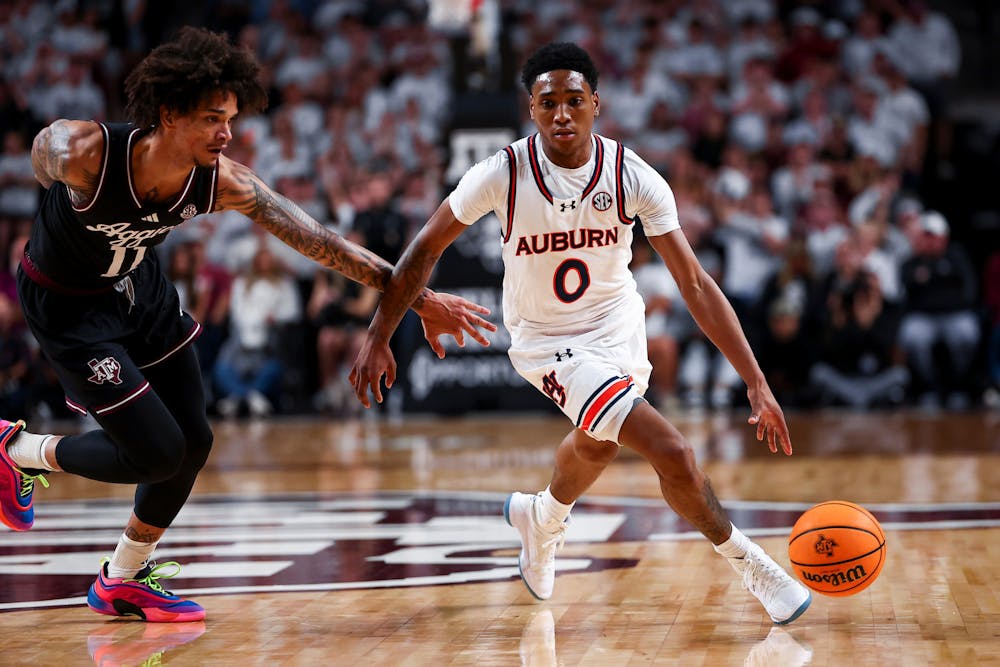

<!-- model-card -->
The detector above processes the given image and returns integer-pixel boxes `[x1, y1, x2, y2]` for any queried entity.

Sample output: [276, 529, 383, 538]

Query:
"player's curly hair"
[124, 26, 268, 127]
[520, 42, 599, 93]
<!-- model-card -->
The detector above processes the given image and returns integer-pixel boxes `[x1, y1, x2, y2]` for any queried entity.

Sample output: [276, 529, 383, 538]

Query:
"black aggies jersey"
[26, 122, 218, 291]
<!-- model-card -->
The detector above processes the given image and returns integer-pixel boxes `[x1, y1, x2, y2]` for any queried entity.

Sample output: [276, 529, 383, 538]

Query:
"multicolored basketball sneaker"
[88, 560, 206, 623]
[0, 418, 48, 531]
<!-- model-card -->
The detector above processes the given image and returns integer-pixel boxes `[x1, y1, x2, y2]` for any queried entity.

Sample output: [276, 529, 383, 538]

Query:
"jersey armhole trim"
[70, 122, 110, 213]
[581, 135, 605, 199]
[502, 146, 517, 243]
[205, 160, 220, 213]
[125, 127, 145, 209]
[614, 142, 635, 226]
[526, 135, 554, 204]
[167, 168, 198, 212]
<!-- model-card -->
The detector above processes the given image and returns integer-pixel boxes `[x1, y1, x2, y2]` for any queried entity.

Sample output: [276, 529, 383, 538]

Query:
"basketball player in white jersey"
[351, 42, 811, 624]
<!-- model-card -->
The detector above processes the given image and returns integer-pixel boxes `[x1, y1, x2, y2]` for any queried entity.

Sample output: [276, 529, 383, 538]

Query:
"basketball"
[788, 501, 886, 597]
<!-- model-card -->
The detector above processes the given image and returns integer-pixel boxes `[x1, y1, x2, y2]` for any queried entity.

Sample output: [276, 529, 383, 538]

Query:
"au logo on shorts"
[592, 192, 612, 212]
[87, 356, 124, 385]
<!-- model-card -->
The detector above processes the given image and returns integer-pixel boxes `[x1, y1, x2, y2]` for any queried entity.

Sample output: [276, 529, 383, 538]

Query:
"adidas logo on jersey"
[140, 213, 159, 223]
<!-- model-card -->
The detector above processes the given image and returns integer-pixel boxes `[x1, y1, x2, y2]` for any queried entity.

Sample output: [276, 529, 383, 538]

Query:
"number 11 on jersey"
[102, 246, 147, 277]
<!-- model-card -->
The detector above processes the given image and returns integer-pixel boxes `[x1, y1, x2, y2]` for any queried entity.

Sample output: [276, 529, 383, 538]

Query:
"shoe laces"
[742, 548, 787, 603]
[542, 521, 566, 555]
[537, 518, 568, 557]
[18, 468, 48, 499]
[127, 561, 183, 594]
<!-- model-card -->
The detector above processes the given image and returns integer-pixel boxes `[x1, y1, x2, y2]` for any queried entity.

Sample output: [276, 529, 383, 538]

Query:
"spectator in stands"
[352, 173, 409, 264]
[846, 78, 898, 171]
[812, 235, 908, 408]
[771, 124, 829, 221]
[308, 262, 378, 414]
[757, 297, 818, 408]
[631, 238, 681, 409]
[801, 187, 849, 277]
[214, 243, 302, 418]
[886, 0, 960, 172]
[842, 9, 886, 77]
[758, 239, 822, 339]
[0, 130, 38, 221]
[872, 46, 929, 180]
[0, 278, 30, 417]
[898, 211, 980, 408]
[716, 187, 788, 330]
[166, 237, 232, 380]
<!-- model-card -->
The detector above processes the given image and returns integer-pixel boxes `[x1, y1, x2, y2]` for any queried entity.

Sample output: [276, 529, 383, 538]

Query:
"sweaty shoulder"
[621, 145, 679, 237]
[32, 119, 105, 192]
[448, 148, 511, 225]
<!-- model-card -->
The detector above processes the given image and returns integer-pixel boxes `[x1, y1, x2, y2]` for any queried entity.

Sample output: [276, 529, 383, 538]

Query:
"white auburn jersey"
[449, 133, 681, 354]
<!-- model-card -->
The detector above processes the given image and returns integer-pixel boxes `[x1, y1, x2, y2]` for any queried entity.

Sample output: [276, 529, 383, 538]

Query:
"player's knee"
[126, 429, 187, 483]
[649, 434, 698, 483]
[574, 436, 618, 466]
[127, 448, 184, 483]
[184, 423, 214, 472]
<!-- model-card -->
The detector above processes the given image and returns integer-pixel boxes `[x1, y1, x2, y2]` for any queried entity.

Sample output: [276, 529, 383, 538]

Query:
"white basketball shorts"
[509, 321, 651, 445]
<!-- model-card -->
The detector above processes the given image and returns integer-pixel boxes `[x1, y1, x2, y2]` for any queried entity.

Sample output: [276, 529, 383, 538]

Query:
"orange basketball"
[788, 500, 886, 597]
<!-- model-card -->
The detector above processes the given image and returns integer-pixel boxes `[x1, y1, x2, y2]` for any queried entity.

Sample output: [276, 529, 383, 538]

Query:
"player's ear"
[528, 94, 535, 120]
[159, 105, 175, 128]
[593, 91, 600, 117]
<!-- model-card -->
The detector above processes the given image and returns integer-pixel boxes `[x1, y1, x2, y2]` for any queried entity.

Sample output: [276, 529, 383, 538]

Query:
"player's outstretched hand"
[350, 336, 396, 409]
[415, 291, 497, 359]
[746, 383, 793, 455]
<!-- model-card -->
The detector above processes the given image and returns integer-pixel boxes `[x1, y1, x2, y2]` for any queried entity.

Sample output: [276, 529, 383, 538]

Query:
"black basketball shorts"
[16, 259, 201, 417]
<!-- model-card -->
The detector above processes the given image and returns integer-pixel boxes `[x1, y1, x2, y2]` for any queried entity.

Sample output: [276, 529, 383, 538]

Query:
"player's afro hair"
[125, 26, 268, 128]
[520, 42, 599, 93]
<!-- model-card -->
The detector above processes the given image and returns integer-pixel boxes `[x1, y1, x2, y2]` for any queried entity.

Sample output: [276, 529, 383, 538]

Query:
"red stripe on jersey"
[580, 375, 633, 432]
[503, 146, 517, 243]
[527, 135, 553, 204]
[581, 136, 604, 199]
[614, 142, 634, 225]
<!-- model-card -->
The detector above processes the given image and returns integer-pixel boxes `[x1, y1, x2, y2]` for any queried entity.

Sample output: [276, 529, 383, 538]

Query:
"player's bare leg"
[505, 429, 617, 600]
[548, 429, 619, 504]
[617, 401, 731, 543]
[618, 400, 811, 624]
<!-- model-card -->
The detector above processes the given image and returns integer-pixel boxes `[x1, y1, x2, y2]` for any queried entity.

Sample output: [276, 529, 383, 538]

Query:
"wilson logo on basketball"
[800, 565, 867, 588]
[592, 192, 612, 211]
[813, 534, 838, 557]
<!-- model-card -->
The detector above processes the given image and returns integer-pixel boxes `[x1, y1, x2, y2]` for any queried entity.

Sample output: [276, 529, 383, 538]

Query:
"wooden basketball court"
[2, 408, 998, 666]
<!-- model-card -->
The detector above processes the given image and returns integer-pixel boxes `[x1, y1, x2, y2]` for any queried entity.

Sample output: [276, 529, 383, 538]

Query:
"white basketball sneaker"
[729, 543, 812, 624]
[504, 492, 567, 600]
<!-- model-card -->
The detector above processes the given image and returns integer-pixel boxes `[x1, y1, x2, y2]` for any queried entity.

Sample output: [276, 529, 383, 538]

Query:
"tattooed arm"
[351, 197, 472, 407]
[215, 157, 494, 359]
[216, 156, 403, 295]
[31, 120, 104, 203]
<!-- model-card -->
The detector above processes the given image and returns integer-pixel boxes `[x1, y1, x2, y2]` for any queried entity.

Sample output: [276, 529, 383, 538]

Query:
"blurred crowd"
[0, 0, 997, 420]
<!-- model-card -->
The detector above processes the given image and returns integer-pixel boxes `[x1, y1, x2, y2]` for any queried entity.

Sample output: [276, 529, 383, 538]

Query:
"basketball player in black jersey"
[0, 27, 495, 622]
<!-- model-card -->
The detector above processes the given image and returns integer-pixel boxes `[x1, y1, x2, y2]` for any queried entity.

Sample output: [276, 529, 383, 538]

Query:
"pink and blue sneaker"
[0, 419, 48, 531]
[88, 560, 206, 623]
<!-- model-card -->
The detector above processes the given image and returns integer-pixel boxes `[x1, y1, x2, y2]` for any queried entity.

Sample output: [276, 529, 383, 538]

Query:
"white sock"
[6, 431, 56, 471]
[107, 534, 159, 579]
[538, 486, 574, 525]
[714, 523, 753, 559]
